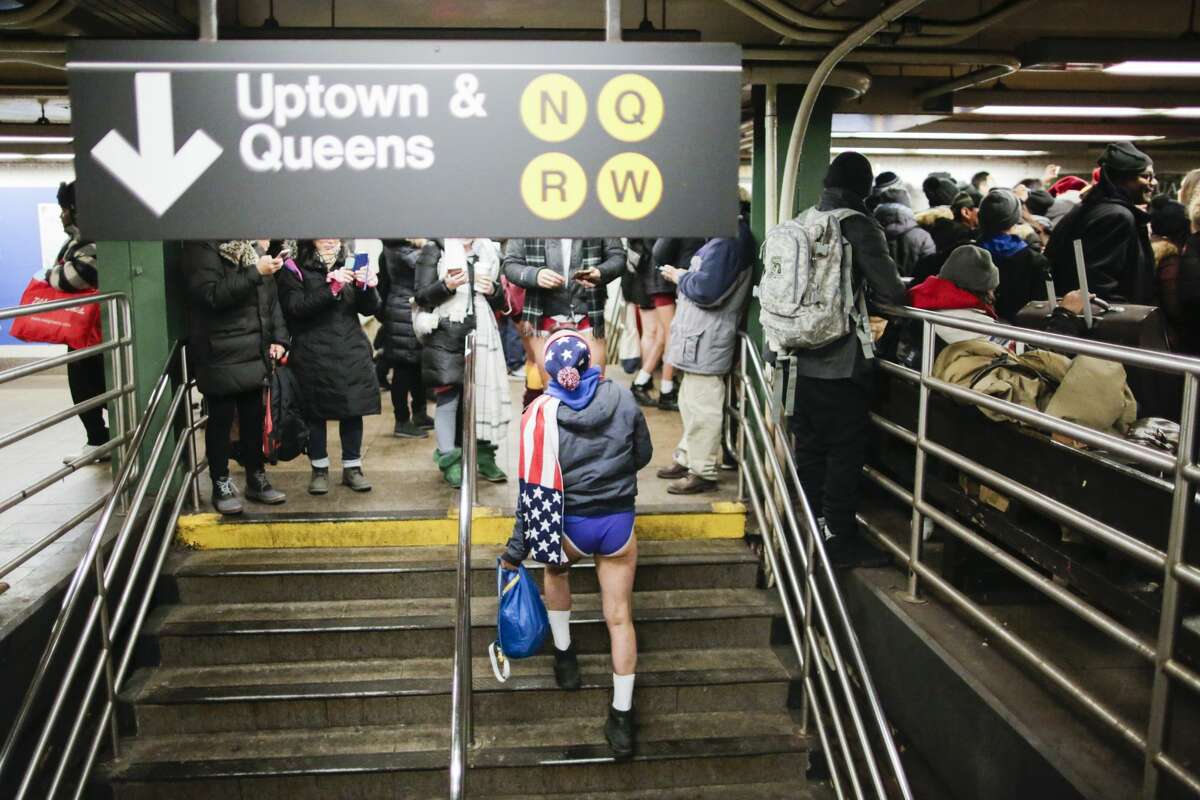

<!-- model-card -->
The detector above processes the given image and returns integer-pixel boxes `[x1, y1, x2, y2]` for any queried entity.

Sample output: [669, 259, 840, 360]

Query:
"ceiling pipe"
[198, 0, 218, 42]
[736, 0, 1040, 44]
[778, 0, 931, 222]
[0, 0, 74, 29]
[914, 63, 1016, 102]
[0, 54, 65, 69]
[743, 45, 1019, 70]
[0, 0, 61, 27]
[722, 0, 845, 44]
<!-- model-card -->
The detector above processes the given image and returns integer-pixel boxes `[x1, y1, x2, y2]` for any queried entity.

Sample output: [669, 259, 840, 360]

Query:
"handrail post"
[450, 331, 477, 799]
[178, 351, 202, 512]
[1142, 373, 1198, 797]
[905, 319, 935, 602]
[736, 338, 747, 503]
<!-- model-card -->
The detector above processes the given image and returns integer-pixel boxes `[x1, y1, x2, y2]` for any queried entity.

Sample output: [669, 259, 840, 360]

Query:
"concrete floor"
[0, 373, 114, 633]
[195, 371, 739, 516]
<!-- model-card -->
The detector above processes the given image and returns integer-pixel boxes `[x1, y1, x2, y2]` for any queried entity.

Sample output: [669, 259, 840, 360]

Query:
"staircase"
[94, 535, 823, 798]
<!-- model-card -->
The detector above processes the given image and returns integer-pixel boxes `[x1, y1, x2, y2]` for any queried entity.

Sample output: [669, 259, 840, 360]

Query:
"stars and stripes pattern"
[517, 394, 566, 565]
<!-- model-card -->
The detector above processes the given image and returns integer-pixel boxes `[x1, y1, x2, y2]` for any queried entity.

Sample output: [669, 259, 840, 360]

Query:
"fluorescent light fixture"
[831, 131, 1163, 142]
[1105, 61, 1200, 77]
[0, 135, 72, 143]
[0, 153, 74, 161]
[965, 105, 1149, 117]
[1165, 108, 1200, 118]
[830, 147, 1049, 157]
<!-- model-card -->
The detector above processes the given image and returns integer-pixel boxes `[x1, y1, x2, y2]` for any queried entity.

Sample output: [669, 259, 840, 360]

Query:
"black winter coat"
[1048, 174, 1156, 303]
[989, 244, 1052, 322]
[276, 250, 381, 420]
[414, 243, 506, 388]
[377, 240, 437, 366]
[185, 241, 288, 398]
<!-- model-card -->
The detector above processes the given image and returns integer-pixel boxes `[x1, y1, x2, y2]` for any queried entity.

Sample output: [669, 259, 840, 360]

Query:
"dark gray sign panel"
[67, 40, 742, 240]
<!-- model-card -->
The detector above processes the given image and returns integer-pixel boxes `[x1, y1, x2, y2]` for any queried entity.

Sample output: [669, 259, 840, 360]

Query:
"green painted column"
[97, 241, 187, 470]
[747, 84, 839, 348]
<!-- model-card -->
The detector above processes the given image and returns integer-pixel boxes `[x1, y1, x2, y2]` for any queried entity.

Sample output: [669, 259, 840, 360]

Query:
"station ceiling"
[0, 0, 1198, 164]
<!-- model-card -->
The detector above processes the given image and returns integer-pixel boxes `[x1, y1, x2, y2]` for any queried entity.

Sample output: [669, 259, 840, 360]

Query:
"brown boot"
[656, 462, 689, 480]
[667, 473, 719, 495]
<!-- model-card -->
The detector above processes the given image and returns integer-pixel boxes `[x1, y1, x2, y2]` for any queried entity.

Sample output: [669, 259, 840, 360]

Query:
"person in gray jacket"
[656, 207, 756, 494]
[501, 329, 652, 757]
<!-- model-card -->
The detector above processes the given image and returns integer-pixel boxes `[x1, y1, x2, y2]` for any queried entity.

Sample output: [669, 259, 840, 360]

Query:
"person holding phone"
[502, 238, 626, 388]
[277, 239, 381, 495]
[414, 238, 511, 487]
[184, 239, 289, 514]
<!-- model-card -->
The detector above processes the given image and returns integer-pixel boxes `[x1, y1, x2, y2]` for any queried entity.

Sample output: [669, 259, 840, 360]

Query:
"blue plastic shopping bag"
[488, 559, 549, 682]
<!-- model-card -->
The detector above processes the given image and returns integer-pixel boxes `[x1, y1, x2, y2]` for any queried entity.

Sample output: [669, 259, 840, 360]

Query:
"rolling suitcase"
[1014, 298, 1179, 420]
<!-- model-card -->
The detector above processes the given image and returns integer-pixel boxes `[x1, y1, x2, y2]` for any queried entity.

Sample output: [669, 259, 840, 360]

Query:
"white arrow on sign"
[91, 71, 223, 217]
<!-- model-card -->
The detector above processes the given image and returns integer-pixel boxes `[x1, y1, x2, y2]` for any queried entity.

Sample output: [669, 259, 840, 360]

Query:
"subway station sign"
[67, 41, 742, 239]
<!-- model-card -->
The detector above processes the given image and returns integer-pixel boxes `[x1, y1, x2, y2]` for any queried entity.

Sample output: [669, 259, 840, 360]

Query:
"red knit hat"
[1049, 176, 1088, 196]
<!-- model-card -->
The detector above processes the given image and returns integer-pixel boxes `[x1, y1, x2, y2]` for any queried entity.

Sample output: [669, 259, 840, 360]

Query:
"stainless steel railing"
[0, 340, 208, 799]
[865, 303, 1200, 798]
[0, 292, 136, 586]
[450, 329, 478, 799]
[725, 331, 913, 800]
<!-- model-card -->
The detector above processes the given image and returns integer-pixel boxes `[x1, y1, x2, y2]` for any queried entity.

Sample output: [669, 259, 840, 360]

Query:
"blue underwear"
[562, 511, 635, 557]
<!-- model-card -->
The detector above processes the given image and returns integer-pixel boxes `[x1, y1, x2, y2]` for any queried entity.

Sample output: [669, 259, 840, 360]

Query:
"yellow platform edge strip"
[176, 503, 746, 550]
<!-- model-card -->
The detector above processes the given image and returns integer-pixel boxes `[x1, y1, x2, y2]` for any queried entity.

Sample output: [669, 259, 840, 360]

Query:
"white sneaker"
[63, 444, 111, 466]
[509, 365, 526, 379]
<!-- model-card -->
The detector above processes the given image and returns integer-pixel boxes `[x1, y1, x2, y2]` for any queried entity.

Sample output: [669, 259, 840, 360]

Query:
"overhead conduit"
[0, 0, 75, 29]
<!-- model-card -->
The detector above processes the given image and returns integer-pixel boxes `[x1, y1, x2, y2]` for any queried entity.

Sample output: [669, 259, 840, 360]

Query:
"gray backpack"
[759, 206, 871, 353]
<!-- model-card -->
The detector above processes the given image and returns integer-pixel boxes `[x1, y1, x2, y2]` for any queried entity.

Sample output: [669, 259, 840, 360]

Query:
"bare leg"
[653, 303, 676, 383]
[595, 536, 638, 675]
[543, 564, 572, 611]
[638, 309, 664, 376]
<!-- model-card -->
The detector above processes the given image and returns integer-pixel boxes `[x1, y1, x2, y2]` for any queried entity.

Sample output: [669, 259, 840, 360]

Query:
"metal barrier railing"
[0, 292, 135, 586]
[450, 329, 478, 800]
[726, 331, 913, 800]
[865, 303, 1200, 799]
[0, 341, 208, 799]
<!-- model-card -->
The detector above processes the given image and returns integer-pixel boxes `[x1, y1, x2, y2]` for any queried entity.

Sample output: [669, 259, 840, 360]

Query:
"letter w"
[356, 84, 399, 117]
[609, 170, 650, 202]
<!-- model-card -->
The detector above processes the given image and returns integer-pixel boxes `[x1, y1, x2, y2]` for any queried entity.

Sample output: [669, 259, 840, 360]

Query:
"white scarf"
[435, 239, 512, 444]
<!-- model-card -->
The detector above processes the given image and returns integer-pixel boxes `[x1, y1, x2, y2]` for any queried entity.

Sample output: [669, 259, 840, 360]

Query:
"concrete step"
[162, 539, 760, 604]
[97, 710, 810, 799]
[141, 588, 782, 667]
[489, 784, 834, 800]
[122, 647, 794, 735]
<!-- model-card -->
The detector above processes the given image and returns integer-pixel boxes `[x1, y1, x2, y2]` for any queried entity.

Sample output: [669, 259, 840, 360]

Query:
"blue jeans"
[307, 416, 364, 468]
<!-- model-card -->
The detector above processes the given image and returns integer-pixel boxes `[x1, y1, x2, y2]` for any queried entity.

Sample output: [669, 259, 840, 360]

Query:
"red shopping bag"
[8, 278, 101, 350]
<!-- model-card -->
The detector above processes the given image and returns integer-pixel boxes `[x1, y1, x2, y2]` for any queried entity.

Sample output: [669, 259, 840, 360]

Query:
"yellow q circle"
[521, 153, 588, 221]
[520, 74, 587, 143]
[596, 152, 663, 221]
[597, 74, 664, 143]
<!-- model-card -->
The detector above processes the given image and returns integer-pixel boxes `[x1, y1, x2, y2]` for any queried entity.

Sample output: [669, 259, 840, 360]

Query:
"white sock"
[548, 609, 572, 651]
[660, 379, 675, 394]
[634, 370, 652, 387]
[612, 672, 636, 711]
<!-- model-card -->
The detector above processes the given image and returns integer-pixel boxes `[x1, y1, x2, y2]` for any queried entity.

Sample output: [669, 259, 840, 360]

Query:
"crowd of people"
[41, 140, 1199, 756]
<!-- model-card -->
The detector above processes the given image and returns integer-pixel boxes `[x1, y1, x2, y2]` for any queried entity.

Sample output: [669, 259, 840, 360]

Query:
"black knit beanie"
[1099, 141, 1152, 178]
[824, 152, 874, 201]
[1151, 196, 1189, 240]
[923, 174, 959, 208]
[57, 181, 76, 211]
[1026, 188, 1055, 216]
[980, 188, 1023, 236]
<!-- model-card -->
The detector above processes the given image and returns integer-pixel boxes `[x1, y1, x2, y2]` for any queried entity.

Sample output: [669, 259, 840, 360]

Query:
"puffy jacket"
[1158, 233, 1200, 354]
[1048, 172, 1156, 303]
[503, 379, 652, 563]
[414, 241, 506, 388]
[276, 247, 381, 420]
[377, 240, 436, 366]
[875, 203, 936, 275]
[185, 241, 288, 398]
[978, 234, 1053, 322]
[666, 216, 755, 376]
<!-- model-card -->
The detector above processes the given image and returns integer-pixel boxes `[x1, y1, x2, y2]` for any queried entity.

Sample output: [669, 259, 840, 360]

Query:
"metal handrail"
[725, 331, 913, 799]
[865, 303, 1200, 798]
[0, 340, 207, 799]
[450, 330, 478, 800]
[0, 291, 135, 585]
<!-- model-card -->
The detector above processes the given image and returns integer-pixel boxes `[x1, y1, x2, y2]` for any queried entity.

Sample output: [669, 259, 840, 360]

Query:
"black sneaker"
[656, 388, 678, 411]
[211, 476, 243, 515]
[553, 643, 581, 691]
[605, 706, 635, 759]
[393, 420, 428, 439]
[631, 382, 655, 407]
[412, 412, 435, 430]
